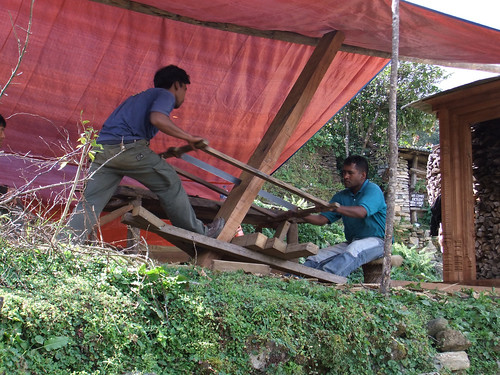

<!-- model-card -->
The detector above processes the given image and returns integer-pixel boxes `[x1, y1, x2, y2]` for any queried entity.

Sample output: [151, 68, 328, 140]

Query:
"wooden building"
[412, 76, 500, 286]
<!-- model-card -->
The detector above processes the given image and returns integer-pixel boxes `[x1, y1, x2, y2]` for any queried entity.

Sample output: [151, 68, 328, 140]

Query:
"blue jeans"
[303, 237, 384, 277]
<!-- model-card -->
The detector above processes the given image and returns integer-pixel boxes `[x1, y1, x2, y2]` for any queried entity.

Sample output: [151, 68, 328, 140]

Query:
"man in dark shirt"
[67, 65, 224, 243]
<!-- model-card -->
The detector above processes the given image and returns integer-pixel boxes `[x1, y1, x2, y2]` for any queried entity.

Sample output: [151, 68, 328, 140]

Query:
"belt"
[98, 139, 149, 146]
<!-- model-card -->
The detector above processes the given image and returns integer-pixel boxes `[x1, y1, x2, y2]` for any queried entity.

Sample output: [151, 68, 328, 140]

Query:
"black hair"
[0, 114, 5, 128]
[153, 65, 190, 89]
[344, 155, 369, 175]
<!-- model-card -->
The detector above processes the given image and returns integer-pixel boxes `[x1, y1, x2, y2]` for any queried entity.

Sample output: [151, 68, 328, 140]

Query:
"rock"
[422, 241, 437, 254]
[435, 329, 472, 352]
[247, 339, 287, 371]
[433, 351, 470, 372]
[427, 318, 448, 337]
[408, 237, 419, 247]
[388, 338, 407, 361]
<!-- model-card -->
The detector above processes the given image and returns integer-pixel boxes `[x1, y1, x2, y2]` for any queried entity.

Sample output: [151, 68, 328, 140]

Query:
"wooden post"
[380, 0, 399, 294]
[214, 31, 345, 244]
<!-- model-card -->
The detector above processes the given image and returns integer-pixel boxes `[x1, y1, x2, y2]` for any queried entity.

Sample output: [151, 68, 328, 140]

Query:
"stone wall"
[394, 156, 411, 224]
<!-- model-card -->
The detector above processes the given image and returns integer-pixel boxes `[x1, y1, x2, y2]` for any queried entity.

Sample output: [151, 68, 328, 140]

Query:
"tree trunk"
[344, 110, 350, 156]
[380, 0, 400, 294]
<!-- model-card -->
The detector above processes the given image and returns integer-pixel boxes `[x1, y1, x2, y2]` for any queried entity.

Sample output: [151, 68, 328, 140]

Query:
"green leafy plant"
[0, 239, 498, 374]
[391, 243, 442, 282]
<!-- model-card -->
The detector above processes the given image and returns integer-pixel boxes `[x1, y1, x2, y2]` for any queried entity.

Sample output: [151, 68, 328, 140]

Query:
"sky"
[407, 0, 500, 90]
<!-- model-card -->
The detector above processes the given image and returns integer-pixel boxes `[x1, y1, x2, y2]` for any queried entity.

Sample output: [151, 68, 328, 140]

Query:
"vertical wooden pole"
[381, 0, 400, 294]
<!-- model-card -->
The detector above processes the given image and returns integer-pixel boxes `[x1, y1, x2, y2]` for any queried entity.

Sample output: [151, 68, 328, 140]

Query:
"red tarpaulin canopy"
[1, 0, 500, 200]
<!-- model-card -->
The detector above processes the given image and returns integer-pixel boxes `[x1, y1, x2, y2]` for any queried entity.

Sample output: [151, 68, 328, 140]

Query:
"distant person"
[430, 194, 443, 251]
[1, 114, 8, 197]
[66, 65, 224, 243]
[0, 114, 6, 149]
[301, 155, 387, 277]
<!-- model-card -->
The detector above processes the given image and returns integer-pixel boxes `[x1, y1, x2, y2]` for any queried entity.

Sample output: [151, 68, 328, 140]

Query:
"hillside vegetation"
[0, 239, 498, 375]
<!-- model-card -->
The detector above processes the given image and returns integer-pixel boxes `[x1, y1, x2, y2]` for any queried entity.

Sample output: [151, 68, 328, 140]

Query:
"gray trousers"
[303, 237, 384, 277]
[68, 140, 207, 242]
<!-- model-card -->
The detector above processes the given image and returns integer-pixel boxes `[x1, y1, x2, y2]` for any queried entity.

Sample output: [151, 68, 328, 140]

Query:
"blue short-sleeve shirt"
[97, 88, 175, 144]
[320, 179, 386, 242]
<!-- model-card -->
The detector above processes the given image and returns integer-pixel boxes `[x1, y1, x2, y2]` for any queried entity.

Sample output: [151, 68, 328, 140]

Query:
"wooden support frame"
[215, 30, 345, 242]
[122, 206, 346, 284]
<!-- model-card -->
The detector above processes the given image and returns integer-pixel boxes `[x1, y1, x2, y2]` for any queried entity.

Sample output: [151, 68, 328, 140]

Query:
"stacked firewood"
[471, 120, 500, 279]
[426, 145, 441, 207]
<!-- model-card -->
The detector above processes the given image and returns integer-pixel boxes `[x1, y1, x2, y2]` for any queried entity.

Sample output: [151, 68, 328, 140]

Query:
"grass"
[0, 237, 498, 375]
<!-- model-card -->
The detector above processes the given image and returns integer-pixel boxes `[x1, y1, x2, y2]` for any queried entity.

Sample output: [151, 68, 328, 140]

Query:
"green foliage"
[391, 243, 442, 282]
[1, 241, 498, 374]
[268, 146, 341, 202]
[311, 62, 445, 165]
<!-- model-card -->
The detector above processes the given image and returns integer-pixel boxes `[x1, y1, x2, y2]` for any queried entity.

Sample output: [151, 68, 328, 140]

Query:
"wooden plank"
[211, 260, 271, 275]
[257, 237, 287, 257]
[172, 165, 229, 197]
[122, 207, 346, 283]
[391, 280, 500, 295]
[274, 220, 291, 241]
[231, 232, 268, 250]
[284, 243, 319, 259]
[203, 145, 331, 208]
[232, 234, 288, 258]
[287, 222, 299, 245]
[99, 203, 134, 226]
[215, 31, 345, 242]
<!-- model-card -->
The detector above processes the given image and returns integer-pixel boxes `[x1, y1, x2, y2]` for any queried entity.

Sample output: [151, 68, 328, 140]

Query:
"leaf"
[34, 335, 44, 344]
[58, 161, 68, 170]
[43, 336, 70, 351]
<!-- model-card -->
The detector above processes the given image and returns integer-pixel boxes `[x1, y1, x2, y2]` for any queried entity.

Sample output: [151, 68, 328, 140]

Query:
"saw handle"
[160, 139, 209, 159]
[275, 202, 340, 221]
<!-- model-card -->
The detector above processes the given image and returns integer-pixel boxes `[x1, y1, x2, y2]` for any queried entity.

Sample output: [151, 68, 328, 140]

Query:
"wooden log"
[122, 206, 346, 283]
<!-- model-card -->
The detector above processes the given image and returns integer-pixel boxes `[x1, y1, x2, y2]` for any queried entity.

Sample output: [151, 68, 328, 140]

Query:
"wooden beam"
[202, 146, 330, 208]
[122, 206, 346, 283]
[284, 243, 319, 259]
[215, 30, 345, 242]
[274, 220, 291, 241]
[98, 203, 134, 227]
[90, 0, 500, 73]
[172, 165, 229, 197]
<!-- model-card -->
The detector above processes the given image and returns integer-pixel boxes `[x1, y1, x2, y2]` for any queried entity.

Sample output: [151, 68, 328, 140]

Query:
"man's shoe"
[206, 217, 225, 238]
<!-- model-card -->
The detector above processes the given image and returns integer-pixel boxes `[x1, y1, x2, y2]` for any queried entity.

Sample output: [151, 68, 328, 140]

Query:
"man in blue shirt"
[303, 155, 386, 277]
[67, 65, 224, 243]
